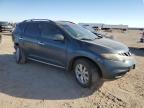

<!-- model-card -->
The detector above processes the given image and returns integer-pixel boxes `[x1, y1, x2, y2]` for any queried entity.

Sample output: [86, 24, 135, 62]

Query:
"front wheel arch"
[68, 56, 103, 77]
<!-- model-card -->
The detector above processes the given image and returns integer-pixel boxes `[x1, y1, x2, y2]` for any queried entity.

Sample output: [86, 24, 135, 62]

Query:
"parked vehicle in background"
[140, 32, 144, 43]
[0, 21, 13, 32]
[12, 19, 136, 88]
[0, 23, 2, 32]
[0, 35, 1, 43]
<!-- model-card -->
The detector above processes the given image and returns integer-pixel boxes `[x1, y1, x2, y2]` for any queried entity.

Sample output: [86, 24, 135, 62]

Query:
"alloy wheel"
[75, 64, 89, 85]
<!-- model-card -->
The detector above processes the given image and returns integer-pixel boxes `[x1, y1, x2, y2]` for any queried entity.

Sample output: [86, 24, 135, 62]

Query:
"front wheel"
[15, 47, 27, 64]
[74, 59, 101, 88]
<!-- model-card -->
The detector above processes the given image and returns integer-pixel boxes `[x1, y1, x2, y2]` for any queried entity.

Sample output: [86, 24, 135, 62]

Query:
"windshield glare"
[59, 23, 98, 40]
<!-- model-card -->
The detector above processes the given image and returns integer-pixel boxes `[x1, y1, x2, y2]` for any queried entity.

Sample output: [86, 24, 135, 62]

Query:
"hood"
[81, 37, 129, 53]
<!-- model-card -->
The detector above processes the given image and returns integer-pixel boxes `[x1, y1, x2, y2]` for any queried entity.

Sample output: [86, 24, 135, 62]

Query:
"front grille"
[119, 51, 132, 56]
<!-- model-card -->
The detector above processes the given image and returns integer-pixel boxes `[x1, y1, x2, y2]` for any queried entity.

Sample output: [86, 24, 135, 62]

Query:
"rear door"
[21, 22, 40, 57]
[37, 22, 67, 67]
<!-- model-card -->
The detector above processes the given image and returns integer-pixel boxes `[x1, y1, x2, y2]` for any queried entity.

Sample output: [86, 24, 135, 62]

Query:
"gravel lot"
[0, 30, 144, 108]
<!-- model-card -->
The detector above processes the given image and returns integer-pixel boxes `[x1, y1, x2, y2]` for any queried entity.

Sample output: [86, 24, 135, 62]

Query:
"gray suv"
[12, 19, 136, 88]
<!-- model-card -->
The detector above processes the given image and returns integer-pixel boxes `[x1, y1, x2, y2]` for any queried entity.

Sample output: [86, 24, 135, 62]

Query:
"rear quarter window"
[14, 24, 21, 34]
[14, 23, 27, 34]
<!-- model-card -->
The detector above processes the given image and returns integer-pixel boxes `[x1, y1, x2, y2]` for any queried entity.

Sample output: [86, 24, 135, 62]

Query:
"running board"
[28, 57, 65, 69]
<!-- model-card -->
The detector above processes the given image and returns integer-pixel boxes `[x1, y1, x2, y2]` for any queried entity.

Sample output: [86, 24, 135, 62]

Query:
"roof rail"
[23, 19, 51, 22]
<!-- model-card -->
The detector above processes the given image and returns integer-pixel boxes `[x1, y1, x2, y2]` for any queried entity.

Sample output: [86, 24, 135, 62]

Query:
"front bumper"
[99, 57, 136, 79]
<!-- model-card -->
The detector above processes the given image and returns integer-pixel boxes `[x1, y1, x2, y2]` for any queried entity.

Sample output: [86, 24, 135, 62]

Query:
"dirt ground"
[0, 30, 144, 108]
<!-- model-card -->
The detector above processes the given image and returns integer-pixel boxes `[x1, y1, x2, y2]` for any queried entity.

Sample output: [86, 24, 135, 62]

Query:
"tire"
[15, 47, 27, 64]
[73, 59, 101, 88]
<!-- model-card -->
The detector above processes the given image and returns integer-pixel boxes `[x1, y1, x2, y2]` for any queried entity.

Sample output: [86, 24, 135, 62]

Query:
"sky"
[0, 0, 144, 27]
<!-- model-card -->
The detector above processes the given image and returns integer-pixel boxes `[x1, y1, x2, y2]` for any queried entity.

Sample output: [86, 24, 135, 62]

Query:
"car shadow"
[0, 54, 103, 100]
[129, 47, 144, 57]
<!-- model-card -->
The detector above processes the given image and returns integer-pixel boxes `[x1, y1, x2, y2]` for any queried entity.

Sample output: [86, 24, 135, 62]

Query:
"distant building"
[102, 24, 128, 30]
[128, 27, 144, 30]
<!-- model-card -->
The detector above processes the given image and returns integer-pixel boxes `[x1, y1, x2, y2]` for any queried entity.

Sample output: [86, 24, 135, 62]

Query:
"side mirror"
[54, 34, 64, 41]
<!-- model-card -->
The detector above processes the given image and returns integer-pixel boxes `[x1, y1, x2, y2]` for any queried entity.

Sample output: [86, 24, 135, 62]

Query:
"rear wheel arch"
[15, 43, 19, 46]
[14, 43, 19, 49]
[15, 46, 27, 64]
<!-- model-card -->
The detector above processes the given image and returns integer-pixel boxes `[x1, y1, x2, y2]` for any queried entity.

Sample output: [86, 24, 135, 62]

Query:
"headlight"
[101, 53, 124, 61]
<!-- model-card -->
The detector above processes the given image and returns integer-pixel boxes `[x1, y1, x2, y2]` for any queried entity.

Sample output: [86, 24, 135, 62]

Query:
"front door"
[37, 22, 67, 67]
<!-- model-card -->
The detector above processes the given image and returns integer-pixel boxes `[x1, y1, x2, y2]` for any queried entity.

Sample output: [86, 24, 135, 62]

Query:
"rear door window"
[24, 22, 40, 38]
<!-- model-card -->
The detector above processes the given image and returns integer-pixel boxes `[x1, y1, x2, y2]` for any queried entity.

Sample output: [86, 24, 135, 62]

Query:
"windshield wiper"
[79, 38, 93, 41]
[95, 34, 103, 39]
[97, 36, 103, 39]
[93, 35, 103, 40]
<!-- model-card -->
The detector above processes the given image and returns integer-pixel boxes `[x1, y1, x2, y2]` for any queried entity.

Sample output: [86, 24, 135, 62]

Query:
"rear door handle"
[19, 37, 23, 40]
[38, 42, 45, 45]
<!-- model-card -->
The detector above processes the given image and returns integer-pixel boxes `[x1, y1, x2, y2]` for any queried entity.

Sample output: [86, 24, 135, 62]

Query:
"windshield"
[58, 23, 98, 40]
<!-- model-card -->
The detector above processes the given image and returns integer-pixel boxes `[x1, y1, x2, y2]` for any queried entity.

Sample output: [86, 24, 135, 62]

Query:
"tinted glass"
[58, 22, 99, 40]
[14, 24, 21, 34]
[40, 23, 62, 40]
[19, 23, 27, 33]
[24, 22, 40, 38]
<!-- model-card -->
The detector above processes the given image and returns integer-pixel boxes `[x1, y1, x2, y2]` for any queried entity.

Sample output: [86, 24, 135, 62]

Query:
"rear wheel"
[73, 59, 101, 88]
[15, 47, 27, 64]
